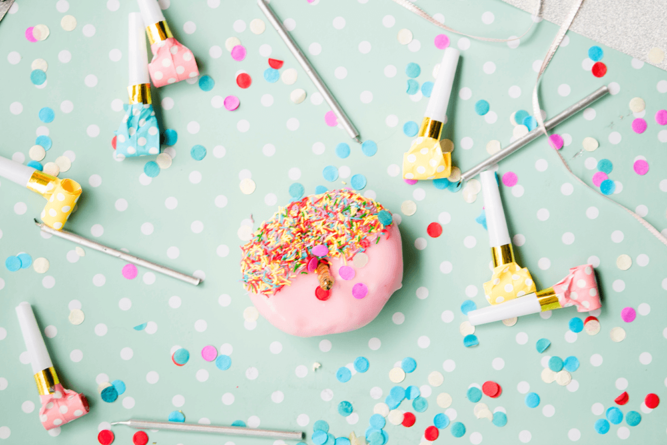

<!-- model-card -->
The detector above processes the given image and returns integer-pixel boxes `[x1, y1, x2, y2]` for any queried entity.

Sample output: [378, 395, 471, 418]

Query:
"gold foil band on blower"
[34, 367, 60, 395]
[536, 287, 563, 312]
[418, 117, 443, 140]
[128, 84, 152, 105]
[146, 20, 173, 45]
[491, 244, 515, 268]
[26, 170, 58, 197]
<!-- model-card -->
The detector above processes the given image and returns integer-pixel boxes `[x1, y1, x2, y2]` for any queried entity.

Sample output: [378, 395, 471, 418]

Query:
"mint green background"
[1, 0, 666, 444]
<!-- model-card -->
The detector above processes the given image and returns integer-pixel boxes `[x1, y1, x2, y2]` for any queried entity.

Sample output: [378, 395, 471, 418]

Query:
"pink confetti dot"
[307, 257, 319, 273]
[631, 118, 647, 134]
[352, 282, 368, 299]
[25, 27, 38, 42]
[501, 172, 518, 187]
[594, 169, 610, 183]
[404, 179, 418, 185]
[201, 345, 218, 362]
[339, 266, 356, 281]
[434, 34, 450, 49]
[231, 45, 246, 61]
[620, 307, 636, 323]
[655, 110, 667, 126]
[312, 245, 329, 257]
[224, 95, 240, 111]
[122, 264, 138, 280]
[633, 159, 649, 175]
[324, 111, 338, 127]
[548, 134, 564, 150]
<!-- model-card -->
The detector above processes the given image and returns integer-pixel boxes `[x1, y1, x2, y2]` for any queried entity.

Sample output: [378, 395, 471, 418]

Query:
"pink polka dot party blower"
[15, 303, 90, 430]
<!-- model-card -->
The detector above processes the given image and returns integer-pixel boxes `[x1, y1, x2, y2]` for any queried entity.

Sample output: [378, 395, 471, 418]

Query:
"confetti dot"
[264, 68, 280, 83]
[324, 111, 338, 127]
[588, 46, 603, 62]
[592, 62, 607, 77]
[502, 172, 518, 187]
[645, 393, 660, 409]
[569, 317, 584, 333]
[236, 73, 252, 88]
[475, 100, 490, 116]
[406, 79, 419, 95]
[198, 75, 215, 91]
[361, 140, 377, 156]
[350, 174, 367, 190]
[536, 338, 551, 353]
[633, 159, 649, 175]
[190, 145, 207, 161]
[460, 300, 477, 315]
[525, 392, 540, 408]
[336, 143, 350, 158]
[595, 419, 610, 434]
[434, 34, 450, 49]
[451, 422, 466, 438]
[231, 45, 246, 61]
[403, 121, 419, 137]
[626, 411, 641, 427]
[405, 62, 421, 78]
[655, 110, 667, 125]
[336, 367, 352, 383]
[133, 431, 149, 445]
[354, 357, 369, 373]
[338, 401, 353, 416]
[30, 70, 46, 85]
[632, 118, 647, 134]
[352, 283, 368, 299]
[492, 411, 507, 427]
[549, 134, 564, 150]
[621, 307, 636, 322]
[600, 179, 616, 195]
[427, 222, 442, 238]
[98, 430, 114, 445]
[39, 107, 55, 123]
[144, 161, 160, 177]
[224, 96, 240, 111]
[606, 407, 623, 424]
[467, 387, 482, 403]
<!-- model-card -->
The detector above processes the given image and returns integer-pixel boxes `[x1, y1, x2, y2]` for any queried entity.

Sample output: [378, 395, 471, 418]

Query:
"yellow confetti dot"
[43, 162, 60, 177]
[476, 408, 493, 421]
[465, 178, 481, 194]
[509, 111, 518, 126]
[249, 18, 266, 35]
[439, 139, 454, 153]
[29, 145, 46, 161]
[225, 37, 241, 52]
[448, 166, 461, 182]
[502, 317, 518, 327]
[33, 24, 50, 41]
[473, 402, 489, 416]
[582, 137, 599, 152]
[462, 188, 477, 203]
[436, 392, 452, 408]
[610, 326, 626, 342]
[388, 367, 406, 383]
[68, 309, 85, 325]
[156, 153, 173, 169]
[61, 15, 77, 31]
[239, 178, 256, 194]
[541, 367, 557, 383]
[629, 97, 645, 113]
[400, 200, 417, 216]
[31, 58, 48, 72]
[387, 409, 404, 425]
[353, 252, 369, 268]
[243, 306, 259, 321]
[75, 247, 86, 257]
[648, 47, 665, 64]
[616, 254, 632, 270]
[427, 371, 444, 387]
[585, 319, 600, 335]
[33, 257, 50, 273]
[290, 88, 306, 104]
[459, 321, 475, 336]
[555, 370, 572, 386]
[397, 28, 413, 45]
[281, 68, 298, 85]
[513, 124, 529, 138]
[373, 403, 389, 417]
[486, 140, 501, 154]
[55, 156, 72, 173]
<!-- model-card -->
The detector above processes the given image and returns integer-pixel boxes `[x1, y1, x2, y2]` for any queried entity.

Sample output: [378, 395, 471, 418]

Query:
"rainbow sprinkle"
[240, 190, 392, 296]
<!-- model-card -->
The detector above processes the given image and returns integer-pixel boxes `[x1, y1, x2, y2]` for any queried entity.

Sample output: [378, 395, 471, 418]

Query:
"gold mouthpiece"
[536, 287, 562, 312]
[146, 21, 173, 45]
[418, 117, 443, 140]
[128, 84, 152, 105]
[34, 367, 60, 395]
[491, 244, 515, 268]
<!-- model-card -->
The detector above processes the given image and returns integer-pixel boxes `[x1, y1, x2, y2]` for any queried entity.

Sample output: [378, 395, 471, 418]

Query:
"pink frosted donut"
[241, 190, 403, 337]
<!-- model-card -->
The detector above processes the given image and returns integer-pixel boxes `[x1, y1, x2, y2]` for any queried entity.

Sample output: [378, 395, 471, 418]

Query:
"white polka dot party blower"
[15, 302, 90, 430]
[402, 47, 459, 180]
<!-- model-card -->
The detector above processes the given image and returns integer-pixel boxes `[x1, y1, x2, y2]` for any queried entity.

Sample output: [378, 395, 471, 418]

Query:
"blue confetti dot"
[173, 348, 190, 365]
[447, 180, 462, 193]
[377, 210, 393, 226]
[492, 411, 507, 427]
[536, 338, 551, 353]
[413, 396, 428, 413]
[361, 140, 377, 157]
[385, 395, 400, 410]
[112, 379, 126, 395]
[463, 334, 479, 347]
[322, 166, 339, 182]
[563, 356, 580, 372]
[163, 129, 178, 146]
[350, 174, 367, 190]
[369, 413, 386, 429]
[368, 431, 384, 445]
[433, 178, 450, 189]
[606, 407, 623, 425]
[289, 183, 305, 200]
[523, 116, 537, 131]
[588, 46, 604, 62]
[405, 62, 421, 78]
[403, 121, 419, 137]
[466, 387, 482, 403]
[354, 356, 369, 373]
[338, 401, 353, 416]
[548, 356, 564, 372]
[336, 143, 351, 159]
[406, 79, 419, 95]
[475, 100, 490, 116]
[18, 253, 32, 269]
[313, 430, 328, 445]
[198, 75, 215, 91]
[390, 386, 406, 402]
[313, 420, 329, 433]
[30, 69, 46, 85]
[434, 413, 450, 429]
[365, 427, 380, 440]
[39, 107, 55, 123]
[460, 300, 477, 315]
[475, 209, 488, 230]
[36, 135, 52, 150]
[594, 419, 610, 434]
[315, 185, 328, 194]
[336, 366, 352, 383]
[231, 420, 246, 427]
[525, 392, 540, 408]
[600, 179, 616, 195]
[133, 323, 147, 331]
[168, 410, 185, 422]
[401, 357, 417, 373]
[100, 385, 118, 403]
[27, 161, 43, 171]
[335, 438, 351, 445]
[597, 159, 613, 174]
[569, 317, 584, 333]
[406, 385, 420, 400]
[421, 81, 434, 97]
[326, 432, 337, 443]
[626, 411, 641, 427]
[190, 144, 207, 161]
[451, 422, 466, 438]
[515, 110, 529, 124]
[216, 354, 231, 370]
[144, 161, 160, 177]
[5, 256, 21, 272]
[264, 68, 280, 83]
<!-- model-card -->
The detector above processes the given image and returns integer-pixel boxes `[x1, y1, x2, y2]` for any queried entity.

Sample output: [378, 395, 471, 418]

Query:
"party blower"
[403, 47, 459, 180]
[138, 0, 199, 87]
[113, 13, 160, 158]
[16, 302, 90, 430]
[0, 156, 81, 230]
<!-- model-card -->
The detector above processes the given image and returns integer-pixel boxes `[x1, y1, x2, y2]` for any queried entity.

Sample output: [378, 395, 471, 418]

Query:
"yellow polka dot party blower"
[402, 48, 459, 180]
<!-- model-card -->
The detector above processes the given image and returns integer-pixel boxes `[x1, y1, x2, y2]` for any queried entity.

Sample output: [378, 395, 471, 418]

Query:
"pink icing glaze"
[552, 264, 601, 312]
[249, 223, 403, 337]
[148, 38, 199, 88]
[39, 383, 89, 430]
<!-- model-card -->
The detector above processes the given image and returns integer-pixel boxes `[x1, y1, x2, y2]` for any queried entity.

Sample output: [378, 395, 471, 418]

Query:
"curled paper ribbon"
[39, 383, 89, 430]
[552, 264, 602, 312]
[148, 38, 199, 87]
[403, 137, 451, 180]
[115, 103, 160, 157]
[483, 262, 536, 305]
[27, 171, 82, 230]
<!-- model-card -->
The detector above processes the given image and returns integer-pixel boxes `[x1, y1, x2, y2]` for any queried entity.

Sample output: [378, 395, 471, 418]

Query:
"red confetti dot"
[236, 73, 252, 89]
[645, 393, 660, 409]
[268, 58, 284, 69]
[615, 391, 629, 405]
[315, 286, 331, 301]
[482, 381, 500, 397]
[584, 315, 599, 324]
[133, 431, 149, 445]
[427, 222, 443, 238]
[425, 426, 439, 441]
[98, 429, 115, 445]
[111, 135, 117, 150]
[401, 412, 415, 427]
[592, 62, 607, 78]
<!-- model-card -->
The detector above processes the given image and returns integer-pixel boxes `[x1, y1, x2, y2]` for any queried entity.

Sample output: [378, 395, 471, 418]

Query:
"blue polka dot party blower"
[403, 48, 459, 180]
[113, 12, 160, 159]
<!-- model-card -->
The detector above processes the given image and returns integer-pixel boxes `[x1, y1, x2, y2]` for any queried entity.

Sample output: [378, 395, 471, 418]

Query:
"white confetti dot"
[442, 359, 456, 372]
[297, 414, 310, 426]
[319, 339, 332, 352]
[460, 137, 474, 150]
[517, 381, 530, 394]
[7, 51, 21, 65]
[382, 15, 395, 27]
[590, 354, 603, 367]
[295, 365, 308, 378]
[368, 337, 381, 350]
[87, 124, 100, 137]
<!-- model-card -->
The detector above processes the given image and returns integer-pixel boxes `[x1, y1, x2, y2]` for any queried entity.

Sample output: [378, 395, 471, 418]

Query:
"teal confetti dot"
[112, 380, 126, 395]
[467, 387, 482, 403]
[173, 348, 190, 365]
[401, 357, 417, 373]
[168, 410, 185, 422]
[354, 356, 369, 372]
[190, 144, 207, 161]
[368, 431, 384, 445]
[600, 179, 616, 195]
[313, 420, 329, 433]
[133, 323, 147, 331]
[322, 166, 339, 182]
[30, 69, 46, 85]
[515, 110, 529, 124]
[434, 177, 450, 189]
[525, 392, 540, 408]
[421, 81, 434, 97]
[492, 411, 507, 427]
[231, 420, 246, 427]
[523, 116, 537, 131]
[289, 183, 305, 200]
[460, 300, 477, 315]
[626, 411, 641, 427]
[144, 161, 160, 177]
[38, 107, 55, 123]
[405, 62, 421, 78]
[18, 253, 32, 269]
[406, 385, 420, 400]
[377, 210, 392, 226]
[336, 143, 350, 158]
[536, 338, 551, 353]
[475, 209, 487, 230]
[569, 317, 584, 333]
[27, 161, 43, 170]
[338, 401, 353, 416]
[350, 174, 367, 190]
[361, 140, 377, 157]
[100, 385, 118, 403]
[588, 46, 604, 62]
[595, 419, 610, 434]
[563, 356, 580, 372]
[597, 159, 613, 174]
[412, 396, 428, 412]
[463, 334, 479, 347]
[162, 129, 178, 146]
[198, 75, 215, 91]
[264, 67, 280, 83]
[434, 413, 449, 429]
[475, 100, 490, 116]
[447, 181, 462, 193]
[606, 407, 623, 425]
[451, 422, 466, 438]
[403, 121, 419, 137]
[369, 414, 385, 429]
[385, 395, 400, 410]
[406, 79, 419, 95]
[548, 356, 564, 372]
[336, 366, 352, 383]
[313, 430, 328, 445]
[326, 433, 336, 445]
[36, 135, 52, 150]
[315, 185, 328, 194]
[5, 256, 21, 272]
[216, 354, 232, 370]
[390, 386, 405, 402]
[335, 438, 351, 445]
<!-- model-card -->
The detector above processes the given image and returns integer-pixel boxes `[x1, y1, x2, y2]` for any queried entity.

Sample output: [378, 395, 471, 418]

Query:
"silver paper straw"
[257, 0, 361, 143]
[35, 220, 201, 286]
[459, 85, 610, 183]
[111, 419, 304, 441]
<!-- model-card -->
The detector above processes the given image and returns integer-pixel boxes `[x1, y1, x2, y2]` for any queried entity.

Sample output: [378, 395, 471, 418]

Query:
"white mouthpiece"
[16, 302, 53, 374]
[129, 13, 150, 86]
[137, 0, 165, 27]
[0, 155, 36, 188]
[425, 47, 460, 122]
[480, 171, 511, 248]
[468, 294, 540, 326]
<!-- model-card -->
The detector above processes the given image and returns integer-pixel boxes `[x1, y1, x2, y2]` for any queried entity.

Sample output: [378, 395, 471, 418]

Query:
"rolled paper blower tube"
[425, 47, 460, 123]
[480, 171, 510, 248]
[128, 12, 150, 86]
